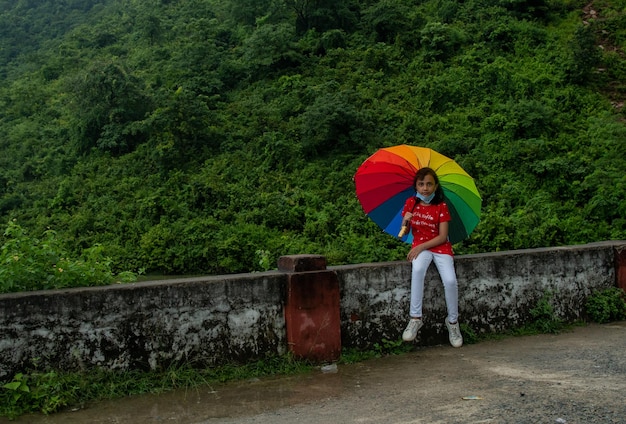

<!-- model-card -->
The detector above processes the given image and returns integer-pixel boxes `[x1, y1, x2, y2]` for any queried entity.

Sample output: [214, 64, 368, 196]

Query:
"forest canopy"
[0, 0, 625, 285]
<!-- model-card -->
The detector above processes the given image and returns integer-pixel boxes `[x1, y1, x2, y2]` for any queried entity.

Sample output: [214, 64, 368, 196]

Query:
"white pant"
[410, 250, 459, 323]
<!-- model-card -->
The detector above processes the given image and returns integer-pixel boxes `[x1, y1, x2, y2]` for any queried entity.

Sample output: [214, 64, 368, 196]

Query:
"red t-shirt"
[401, 197, 454, 256]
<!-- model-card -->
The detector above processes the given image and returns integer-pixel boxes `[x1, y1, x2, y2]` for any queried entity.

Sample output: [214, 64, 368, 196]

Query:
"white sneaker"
[402, 319, 423, 342]
[445, 319, 463, 348]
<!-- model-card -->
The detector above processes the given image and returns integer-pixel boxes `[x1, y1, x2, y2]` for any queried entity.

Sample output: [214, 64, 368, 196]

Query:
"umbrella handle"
[398, 221, 410, 238]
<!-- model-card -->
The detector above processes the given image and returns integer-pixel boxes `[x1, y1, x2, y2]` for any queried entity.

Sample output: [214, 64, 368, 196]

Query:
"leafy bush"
[0, 220, 136, 294]
[585, 287, 626, 324]
[1, 372, 67, 419]
[530, 291, 565, 333]
[460, 323, 480, 344]
[513, 291, 565, 335]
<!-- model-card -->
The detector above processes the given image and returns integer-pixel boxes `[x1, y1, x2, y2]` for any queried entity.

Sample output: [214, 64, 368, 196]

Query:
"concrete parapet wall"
[0, 274, 287, 379]
[338, 242, 622, 348]
[1, 242, 624, 379]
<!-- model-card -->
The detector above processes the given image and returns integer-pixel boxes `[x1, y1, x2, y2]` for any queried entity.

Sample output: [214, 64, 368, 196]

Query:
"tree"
[141, 86, 222, 170]
[242, 22, 303, 75]
[68, 61, 152, 154]
[299, 86, 373, 156]
[566, 25, 602, 85]
[362, 0, 419, 44]
[228, 0, 274, 26]
[288, 0, 357, 35]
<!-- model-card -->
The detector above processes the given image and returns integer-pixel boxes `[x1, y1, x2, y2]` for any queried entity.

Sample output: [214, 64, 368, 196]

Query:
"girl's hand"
[407, 245, 424, 261]
[407, 221, 449, 261]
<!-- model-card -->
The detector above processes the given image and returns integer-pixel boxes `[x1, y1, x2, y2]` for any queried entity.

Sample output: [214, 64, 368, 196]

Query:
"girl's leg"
[432, 253, 459, 323]
[410, 250, 434, 318]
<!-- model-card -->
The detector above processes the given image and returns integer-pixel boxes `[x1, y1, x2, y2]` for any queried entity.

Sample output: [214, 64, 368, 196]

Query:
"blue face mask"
[416, 192, 436, 204]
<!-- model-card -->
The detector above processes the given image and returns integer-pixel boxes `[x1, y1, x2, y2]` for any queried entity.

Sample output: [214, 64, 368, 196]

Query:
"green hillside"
[1, 0, 625, 285]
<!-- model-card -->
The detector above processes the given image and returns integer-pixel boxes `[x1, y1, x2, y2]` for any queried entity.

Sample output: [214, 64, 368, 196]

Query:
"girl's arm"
[407, 221, 449, 261]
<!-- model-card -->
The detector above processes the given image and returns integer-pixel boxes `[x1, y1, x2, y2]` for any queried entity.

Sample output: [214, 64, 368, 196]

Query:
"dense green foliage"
[585, 287, 626, 323]
[1, 0, 626, 288]
[0, 220, 136, 293]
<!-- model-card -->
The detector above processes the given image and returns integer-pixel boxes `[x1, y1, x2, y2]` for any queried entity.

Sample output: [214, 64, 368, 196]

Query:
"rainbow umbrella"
[354, 145, 481, 245]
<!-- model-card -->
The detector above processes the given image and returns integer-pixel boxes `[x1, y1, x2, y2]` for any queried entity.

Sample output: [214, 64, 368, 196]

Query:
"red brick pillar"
[616, 245, 626, 291]
[279, 255, 341, 363]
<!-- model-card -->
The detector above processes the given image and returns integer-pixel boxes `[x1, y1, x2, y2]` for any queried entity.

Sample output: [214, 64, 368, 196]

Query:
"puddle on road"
[5, 362, 374, 424]
[3, 345, 460, 424]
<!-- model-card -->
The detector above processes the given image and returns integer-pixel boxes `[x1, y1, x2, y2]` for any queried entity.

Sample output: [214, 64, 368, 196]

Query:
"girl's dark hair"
[413, 167, 445, 204]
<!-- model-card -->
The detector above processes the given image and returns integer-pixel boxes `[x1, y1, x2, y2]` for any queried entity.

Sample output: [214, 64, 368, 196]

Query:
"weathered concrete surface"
[9, 322, 625, 424]
[0, 242, 624, 379]
[0, 274, 287, 378]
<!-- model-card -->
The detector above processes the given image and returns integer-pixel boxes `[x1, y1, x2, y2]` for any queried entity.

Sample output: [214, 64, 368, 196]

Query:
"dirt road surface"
[9, 322, 626, 424]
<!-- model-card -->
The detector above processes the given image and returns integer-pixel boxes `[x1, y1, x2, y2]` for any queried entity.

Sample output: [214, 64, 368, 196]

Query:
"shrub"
[585, 287, 626, 324]
[1, 372, 67, 419]
[512, 291, 565, 335]
[0, 220, 136, 294]
[528, 291, 564, 334]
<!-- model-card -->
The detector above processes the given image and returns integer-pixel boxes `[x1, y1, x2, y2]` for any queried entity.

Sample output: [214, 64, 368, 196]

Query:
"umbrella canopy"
[354, 144, 481, 245]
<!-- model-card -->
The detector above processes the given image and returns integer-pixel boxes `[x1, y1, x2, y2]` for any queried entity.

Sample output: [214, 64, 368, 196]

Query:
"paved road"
[11, 322, 626, 424]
